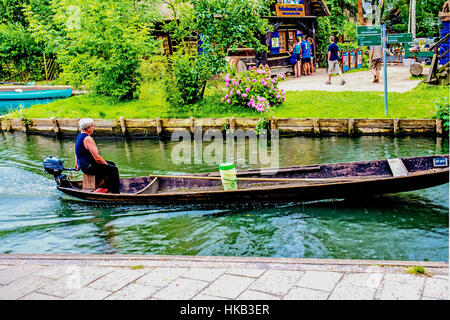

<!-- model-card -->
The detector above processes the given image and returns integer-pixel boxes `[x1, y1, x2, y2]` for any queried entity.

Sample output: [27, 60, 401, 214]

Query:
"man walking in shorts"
[326, 36, 345, 85]
[370, 45, 383, 83]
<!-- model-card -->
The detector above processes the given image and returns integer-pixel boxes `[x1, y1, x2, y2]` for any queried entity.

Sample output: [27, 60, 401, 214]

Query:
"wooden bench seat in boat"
[82, 174, 106, 191]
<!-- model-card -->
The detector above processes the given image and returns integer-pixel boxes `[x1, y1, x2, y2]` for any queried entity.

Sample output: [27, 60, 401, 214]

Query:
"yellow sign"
[275, 4, 306, 17]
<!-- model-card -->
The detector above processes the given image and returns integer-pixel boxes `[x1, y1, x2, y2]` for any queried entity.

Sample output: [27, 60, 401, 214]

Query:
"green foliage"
[25, 0, 161, 100]
[406, 265, 427, 275]
[163, 0, 273, 106]
[0, 0, 29, 25]
[433, 96, 449, 133]
[0, 22, 43, 81]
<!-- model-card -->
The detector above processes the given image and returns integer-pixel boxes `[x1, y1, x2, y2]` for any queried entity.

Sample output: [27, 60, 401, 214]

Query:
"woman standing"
[290, 37, 302, 78]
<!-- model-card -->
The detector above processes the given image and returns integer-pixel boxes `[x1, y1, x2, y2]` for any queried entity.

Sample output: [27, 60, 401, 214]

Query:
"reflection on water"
[0, 132, 448, 261]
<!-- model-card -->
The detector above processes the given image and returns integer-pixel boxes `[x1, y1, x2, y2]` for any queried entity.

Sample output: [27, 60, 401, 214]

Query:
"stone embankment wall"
[0, 116, 444, 138]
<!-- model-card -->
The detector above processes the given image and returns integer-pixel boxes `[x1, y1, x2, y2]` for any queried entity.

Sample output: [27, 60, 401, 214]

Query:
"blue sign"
[342, 52, 349, 72]
[270, 31, 280, 55]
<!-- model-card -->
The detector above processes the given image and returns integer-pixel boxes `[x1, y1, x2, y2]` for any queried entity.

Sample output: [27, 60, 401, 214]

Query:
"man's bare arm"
[84, 137, 108, 165]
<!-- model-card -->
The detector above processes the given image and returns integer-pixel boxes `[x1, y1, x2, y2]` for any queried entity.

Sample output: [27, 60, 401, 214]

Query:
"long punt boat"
[45, 155, 449, 204]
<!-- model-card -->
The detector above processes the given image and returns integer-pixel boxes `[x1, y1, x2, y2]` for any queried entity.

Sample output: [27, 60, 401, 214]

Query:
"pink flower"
[227, 99, 231, 104]
[252, 79, 256, 83]
[236, 90, 241, 95]
[224, 94, 229, 99]
[241, 94, 247, 98]
[246, 87, 250, 93]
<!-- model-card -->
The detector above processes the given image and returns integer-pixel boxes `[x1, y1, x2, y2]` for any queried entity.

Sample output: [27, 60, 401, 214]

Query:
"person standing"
[300, 35, 312, 75]
[370, 45, 383, 83]
[290, 37, 302, 78]
[307, 37, 315, 73]
[75, 118, 121, 194]
[326, 36, 345, 85]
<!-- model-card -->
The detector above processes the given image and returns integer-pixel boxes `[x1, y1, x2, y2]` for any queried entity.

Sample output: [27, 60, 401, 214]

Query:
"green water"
[0, 132, 448, 261]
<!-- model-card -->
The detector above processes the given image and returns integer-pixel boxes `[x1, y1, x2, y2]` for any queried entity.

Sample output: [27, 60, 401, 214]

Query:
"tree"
[25, 0, 161, 100]
[164, 0, 273, 105]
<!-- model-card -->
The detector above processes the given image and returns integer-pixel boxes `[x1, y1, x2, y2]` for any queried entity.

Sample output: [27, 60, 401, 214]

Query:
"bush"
[0, 22, 43, 81]
[221, 65, 285, 113]
[433, 96, 449, 133]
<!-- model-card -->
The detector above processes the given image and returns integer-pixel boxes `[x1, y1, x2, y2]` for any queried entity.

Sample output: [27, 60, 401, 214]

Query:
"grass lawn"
[7, 81, 448, 120]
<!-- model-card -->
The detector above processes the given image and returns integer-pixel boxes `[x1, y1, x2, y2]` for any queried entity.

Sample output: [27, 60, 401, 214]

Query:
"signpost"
[387, 33, 413, 44]
[357, 25, 388, 115]
[357, 27, 414, 116]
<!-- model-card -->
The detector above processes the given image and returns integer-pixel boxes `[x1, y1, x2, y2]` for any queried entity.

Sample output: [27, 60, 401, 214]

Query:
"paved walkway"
[279, 65, 423, 93]
[0, 254, 447, 300]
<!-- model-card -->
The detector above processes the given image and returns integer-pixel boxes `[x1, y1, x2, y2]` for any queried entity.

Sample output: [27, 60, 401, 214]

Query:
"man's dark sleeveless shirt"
[75, 133, 96, 170]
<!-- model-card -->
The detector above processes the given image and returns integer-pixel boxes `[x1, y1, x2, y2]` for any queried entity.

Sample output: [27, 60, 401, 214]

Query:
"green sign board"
[357, 34, 382, 46]
[357, 25, 382, 46]
[357, 25, 382, 36]
[387, 33, 413, 44]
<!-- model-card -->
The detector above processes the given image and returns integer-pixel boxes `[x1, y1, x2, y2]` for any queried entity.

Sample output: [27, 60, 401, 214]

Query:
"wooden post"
[436, 119, 443, 136]
[76, 117, 81, 132]
[393, 119, 399, 136]
[156, 117, 162, 135]
[189, 116, 195, 134]
[5, 118, 11, 132]
[229, 117, 236, 133]
[270, 116, 277, 130]
[20, 116, 28, 133]
[51, 117, 60, 134]
[120, 116, 128, 136]
[348, 119, 355, 136]
[312, 118, 320, 135]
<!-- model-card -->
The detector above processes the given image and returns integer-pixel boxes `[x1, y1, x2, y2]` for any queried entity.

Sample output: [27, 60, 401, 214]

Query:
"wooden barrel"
[226, 57, 248, 73]
[410, 62, 423, 76]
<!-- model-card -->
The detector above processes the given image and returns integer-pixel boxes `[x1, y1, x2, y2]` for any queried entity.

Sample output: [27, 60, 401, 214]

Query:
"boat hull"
[0, 89, 72, 100]
[57, 166, 449, 204]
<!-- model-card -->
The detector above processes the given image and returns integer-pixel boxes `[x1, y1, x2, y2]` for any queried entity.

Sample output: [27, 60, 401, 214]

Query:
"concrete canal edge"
[0, 254, 448, 300]
[0, 116, 445, 138]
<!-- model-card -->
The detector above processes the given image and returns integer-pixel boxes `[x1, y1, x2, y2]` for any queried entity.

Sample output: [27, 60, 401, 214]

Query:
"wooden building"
[156, 0, 330, 74]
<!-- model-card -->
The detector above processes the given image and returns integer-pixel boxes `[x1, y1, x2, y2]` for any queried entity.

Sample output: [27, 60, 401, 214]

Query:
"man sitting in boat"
[75, 118, 120, 193]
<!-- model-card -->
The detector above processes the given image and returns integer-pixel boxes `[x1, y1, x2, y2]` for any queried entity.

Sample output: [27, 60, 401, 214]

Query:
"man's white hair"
[79, 118, 94, 131]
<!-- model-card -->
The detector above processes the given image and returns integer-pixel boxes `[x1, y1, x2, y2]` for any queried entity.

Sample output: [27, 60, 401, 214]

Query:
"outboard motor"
[43, 156, 73, 186]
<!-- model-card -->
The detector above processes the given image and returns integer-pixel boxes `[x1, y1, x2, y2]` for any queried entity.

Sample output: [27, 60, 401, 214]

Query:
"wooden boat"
[49, 155, 449, 204]
[0, 88, 72, 100]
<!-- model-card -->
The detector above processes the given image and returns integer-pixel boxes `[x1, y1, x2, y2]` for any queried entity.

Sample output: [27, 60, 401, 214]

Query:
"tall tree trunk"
[411, 0, 416, 38]
[358, 0, 365, 25]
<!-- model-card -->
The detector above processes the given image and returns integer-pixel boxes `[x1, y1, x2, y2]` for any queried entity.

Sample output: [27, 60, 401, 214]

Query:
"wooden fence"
[0, 116, 445, 138]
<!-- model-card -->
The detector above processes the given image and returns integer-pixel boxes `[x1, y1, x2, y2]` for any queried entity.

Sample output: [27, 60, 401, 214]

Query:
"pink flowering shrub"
[221, 65, 286, 112]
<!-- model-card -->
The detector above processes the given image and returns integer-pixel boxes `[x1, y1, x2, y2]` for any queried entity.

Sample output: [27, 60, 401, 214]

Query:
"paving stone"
[105, 283, 160, 300]
[296, 271, 343, 292]
[237, 290, 281, 300]
[88, 268, 146, 292]
[0, 275, 49, 300]
[152, 277, 209, 300]
[136, 268, 188, 289]
[283, 286, 329, 300]
[249, 270, 304, 296]
[226, 268, 265, 278]
[0, 265, 43, 285]
[338, 273, 384, 289]
[182, 268, 227, 282]
[383, 273, 426, 286]
[329, 284, 377, 300]
[422, 277, 448, 300]
[64, 287, 111, 300]
[37, 266, 119, 298]
[192, 293, 228, 300]
[375, 281, 423, 300]
[20, 292, 60, 300]
[202, 274, 255, 299]
[32, 266, 73, 280]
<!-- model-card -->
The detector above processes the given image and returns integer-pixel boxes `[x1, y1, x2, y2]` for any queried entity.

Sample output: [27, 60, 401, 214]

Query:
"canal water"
[0, 133, 448, 261]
